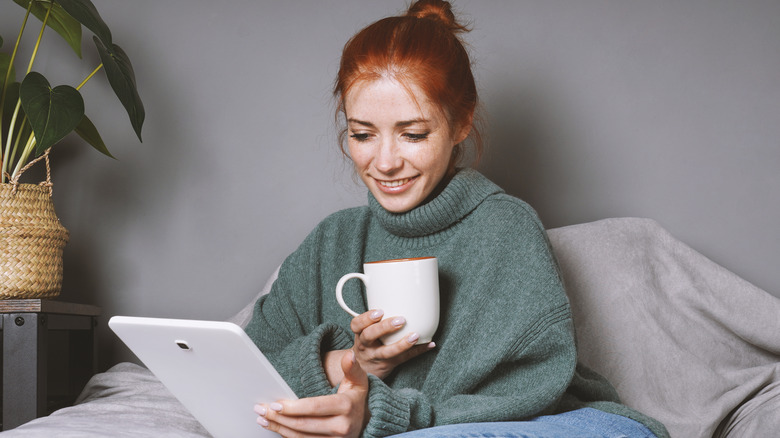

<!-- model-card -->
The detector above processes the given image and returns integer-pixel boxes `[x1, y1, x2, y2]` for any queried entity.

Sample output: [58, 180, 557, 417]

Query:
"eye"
[349, 133, 371, 142]
[404, 132, 430, 142]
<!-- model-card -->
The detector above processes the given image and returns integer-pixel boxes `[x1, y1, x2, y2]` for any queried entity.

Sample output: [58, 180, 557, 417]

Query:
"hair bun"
[406, 0, 468, 32]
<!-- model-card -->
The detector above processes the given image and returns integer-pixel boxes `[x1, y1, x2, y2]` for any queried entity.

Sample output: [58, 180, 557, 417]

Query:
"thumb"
[338, 350, 368, 393]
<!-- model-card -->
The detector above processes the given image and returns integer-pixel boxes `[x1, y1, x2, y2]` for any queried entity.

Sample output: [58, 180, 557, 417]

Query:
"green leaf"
[19, 71, 84, 154]
[75, 114, 113, 158]
[13, 0, 82, 58]
[94, 37, 144, 142]
[54, 0, 112, 46]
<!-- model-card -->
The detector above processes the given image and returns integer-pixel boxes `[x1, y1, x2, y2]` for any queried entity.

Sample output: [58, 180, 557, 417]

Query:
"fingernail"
[370, 309, 384, 320]
[270, 402, 283, 412]
[391, 317, 406, 327]
[428, 342, 436, 349]
[257, 416, 269, 427]
[407, 333, 420, 344]
[254, 405, 267, 416]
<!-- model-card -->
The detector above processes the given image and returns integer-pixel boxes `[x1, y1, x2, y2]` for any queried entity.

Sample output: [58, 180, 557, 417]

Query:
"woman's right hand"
[324, 309, 435, 384]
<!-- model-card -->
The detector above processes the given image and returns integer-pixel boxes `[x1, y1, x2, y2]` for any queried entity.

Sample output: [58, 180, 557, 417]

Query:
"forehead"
[344, 78, 442, 122]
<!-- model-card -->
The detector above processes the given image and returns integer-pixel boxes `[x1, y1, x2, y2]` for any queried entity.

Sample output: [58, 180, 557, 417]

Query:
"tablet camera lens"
[176, 341, 191, 350]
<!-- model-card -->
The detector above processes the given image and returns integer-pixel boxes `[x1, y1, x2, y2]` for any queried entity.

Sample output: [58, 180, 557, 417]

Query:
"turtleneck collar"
[368, 168, 504, 238]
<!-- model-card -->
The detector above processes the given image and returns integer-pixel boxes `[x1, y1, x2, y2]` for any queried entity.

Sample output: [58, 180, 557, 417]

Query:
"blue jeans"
[392, 408, 656, 438]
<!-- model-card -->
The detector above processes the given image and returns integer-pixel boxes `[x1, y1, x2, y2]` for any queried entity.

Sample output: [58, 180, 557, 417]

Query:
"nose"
[373, 137, 403, 174]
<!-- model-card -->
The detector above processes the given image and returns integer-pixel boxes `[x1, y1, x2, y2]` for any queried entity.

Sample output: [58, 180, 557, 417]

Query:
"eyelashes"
[405, 132, 429, 142]
[349, 133, 371, 142]
[349, 132, 430, 142]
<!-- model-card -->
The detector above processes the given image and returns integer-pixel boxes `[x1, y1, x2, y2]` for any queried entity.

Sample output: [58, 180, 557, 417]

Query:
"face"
[344, 78, 469, 213]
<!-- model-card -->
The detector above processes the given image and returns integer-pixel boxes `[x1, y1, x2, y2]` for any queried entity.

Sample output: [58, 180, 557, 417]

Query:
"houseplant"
[1, 0, 144, 298]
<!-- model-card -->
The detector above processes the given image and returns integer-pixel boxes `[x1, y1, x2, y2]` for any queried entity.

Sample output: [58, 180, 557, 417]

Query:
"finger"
[339, 350, 369, 393]
[390, 340, 437, 362]
[263, 395, 351, 417]
[350, 309, 384, 334]
[258, 416, 319, 438]
[356, 316, 406, 344]
[357, 329, 429, 361]
[259, 399, 358, 435]
[262, 414, 359, 438]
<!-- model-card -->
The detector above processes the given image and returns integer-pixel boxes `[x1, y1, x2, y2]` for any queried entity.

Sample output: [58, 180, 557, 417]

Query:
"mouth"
[378, 177, 412, 188]
[374, 176, 417, 193]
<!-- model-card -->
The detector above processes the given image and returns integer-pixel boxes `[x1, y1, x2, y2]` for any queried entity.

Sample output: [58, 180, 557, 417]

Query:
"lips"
[379, 178, 411, 188]
[375, 176, 417, 193]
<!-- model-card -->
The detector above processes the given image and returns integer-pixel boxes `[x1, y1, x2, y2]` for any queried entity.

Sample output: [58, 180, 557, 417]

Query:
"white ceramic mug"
[335, 257, 440, 345]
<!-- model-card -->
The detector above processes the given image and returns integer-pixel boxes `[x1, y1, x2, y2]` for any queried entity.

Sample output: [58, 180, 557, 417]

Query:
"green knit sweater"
[245, 169, 669, 438]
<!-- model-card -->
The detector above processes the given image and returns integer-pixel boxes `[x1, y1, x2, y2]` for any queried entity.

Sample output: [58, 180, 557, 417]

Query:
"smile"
[374, 176, 419, 194]
[378, 178, 412, 188]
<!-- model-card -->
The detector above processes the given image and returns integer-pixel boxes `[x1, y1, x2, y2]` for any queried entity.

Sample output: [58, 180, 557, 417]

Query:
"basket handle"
[6, 148, 54, 197]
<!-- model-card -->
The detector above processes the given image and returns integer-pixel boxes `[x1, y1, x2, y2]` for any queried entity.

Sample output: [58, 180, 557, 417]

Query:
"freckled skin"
[345, 78, 469, 213]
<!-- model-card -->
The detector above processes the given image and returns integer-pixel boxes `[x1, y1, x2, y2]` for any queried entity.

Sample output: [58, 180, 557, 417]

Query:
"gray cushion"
[549, 218, 780, 438]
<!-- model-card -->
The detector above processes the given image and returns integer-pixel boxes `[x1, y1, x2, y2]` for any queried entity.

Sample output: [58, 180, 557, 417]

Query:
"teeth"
[379, 178, 411, 188]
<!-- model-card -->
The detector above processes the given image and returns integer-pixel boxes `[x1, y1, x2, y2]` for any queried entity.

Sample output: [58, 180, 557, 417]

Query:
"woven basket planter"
[0, 183, 69, 299]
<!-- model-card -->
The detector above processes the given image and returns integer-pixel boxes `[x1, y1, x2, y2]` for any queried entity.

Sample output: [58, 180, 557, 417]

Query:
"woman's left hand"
[255, 350, 369, 437]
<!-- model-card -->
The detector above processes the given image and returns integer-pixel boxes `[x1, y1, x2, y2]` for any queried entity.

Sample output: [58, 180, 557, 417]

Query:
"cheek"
[347, 143, 369, 169]
[419, 141, 456, 173]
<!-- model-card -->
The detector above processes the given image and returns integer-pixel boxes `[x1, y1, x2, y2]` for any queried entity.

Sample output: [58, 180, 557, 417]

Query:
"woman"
[247, 1, 669, 437]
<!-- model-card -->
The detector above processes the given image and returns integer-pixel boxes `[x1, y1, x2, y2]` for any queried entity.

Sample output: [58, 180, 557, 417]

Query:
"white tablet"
[109, 316, 297, 438]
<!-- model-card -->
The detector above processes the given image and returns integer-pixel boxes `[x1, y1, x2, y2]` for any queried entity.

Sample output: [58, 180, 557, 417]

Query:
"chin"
[380, 202, 412, 214]
[375, 196, 418, 214]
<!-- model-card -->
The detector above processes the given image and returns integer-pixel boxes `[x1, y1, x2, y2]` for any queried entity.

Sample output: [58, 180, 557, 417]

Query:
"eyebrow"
[347, 118, 430, 128]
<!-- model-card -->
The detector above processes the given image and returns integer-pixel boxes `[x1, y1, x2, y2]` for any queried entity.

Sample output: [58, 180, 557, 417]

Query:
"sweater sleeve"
[246, 300, 353, 397]
[244, 227, 355, 398]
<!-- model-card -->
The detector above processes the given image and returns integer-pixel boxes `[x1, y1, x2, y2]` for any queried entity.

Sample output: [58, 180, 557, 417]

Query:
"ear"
[453, 113, 473, 144]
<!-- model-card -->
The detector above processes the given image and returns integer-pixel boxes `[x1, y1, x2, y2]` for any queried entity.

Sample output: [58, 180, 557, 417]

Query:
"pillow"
[548, 218, 780, 438]
[228, 266, 279, 328]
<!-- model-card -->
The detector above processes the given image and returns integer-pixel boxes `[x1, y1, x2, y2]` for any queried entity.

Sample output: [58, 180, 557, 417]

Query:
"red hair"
[334, 0, 482, 169]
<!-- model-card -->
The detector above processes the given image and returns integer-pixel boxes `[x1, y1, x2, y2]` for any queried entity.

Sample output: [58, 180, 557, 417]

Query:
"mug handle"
[336, 273, 368, 317]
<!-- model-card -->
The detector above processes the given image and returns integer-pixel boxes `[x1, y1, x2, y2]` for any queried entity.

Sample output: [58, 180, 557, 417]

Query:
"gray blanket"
[3, 218, 778, 437]
[550, 218, 780, 438]
[3, 362, 208, 437]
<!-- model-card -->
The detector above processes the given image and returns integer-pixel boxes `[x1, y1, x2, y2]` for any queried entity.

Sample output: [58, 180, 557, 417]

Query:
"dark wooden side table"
[1, 299, 101, 431]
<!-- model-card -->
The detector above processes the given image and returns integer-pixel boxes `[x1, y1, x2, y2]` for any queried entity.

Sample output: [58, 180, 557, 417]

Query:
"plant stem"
[0, 2, 34, 183]
[77, 64, 104, 91]
[3, 2, 54, 183]
[9, 115, 28, 167]
[26, 3, 54, 75]
[3, 100, 24, 180]
[12, 134, 37, 181]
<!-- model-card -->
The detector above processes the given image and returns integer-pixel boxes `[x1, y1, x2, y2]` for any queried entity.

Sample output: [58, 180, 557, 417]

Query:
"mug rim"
[366, 256, 436, 265]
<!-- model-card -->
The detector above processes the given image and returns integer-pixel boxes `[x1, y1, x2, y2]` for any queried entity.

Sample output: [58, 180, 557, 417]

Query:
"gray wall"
[2, 1, 778, 368]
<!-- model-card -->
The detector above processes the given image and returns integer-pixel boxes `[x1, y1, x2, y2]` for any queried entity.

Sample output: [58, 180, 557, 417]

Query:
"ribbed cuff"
[297, 323, 354, 397]
[362, 375, 412, 438]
